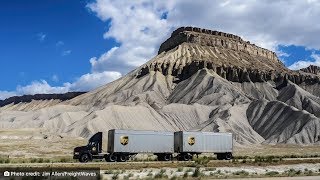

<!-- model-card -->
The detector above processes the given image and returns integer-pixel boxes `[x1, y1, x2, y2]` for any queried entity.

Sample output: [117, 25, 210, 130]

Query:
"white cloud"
[62, 50, 72, 56]
[87, 0, 173, 73]
[16, 80, 69, 95]
[37, 32, 46, 42]
[288, 52, 320, 70]
[87, 0, 320, 74]
[0, 71, 121, 100]
[0, 91, 17, 100]
[65, 71, 122, 91]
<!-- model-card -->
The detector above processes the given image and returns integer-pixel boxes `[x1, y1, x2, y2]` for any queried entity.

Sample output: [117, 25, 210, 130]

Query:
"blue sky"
[1, 0, 320, 99]
[0, 0, 117, 92]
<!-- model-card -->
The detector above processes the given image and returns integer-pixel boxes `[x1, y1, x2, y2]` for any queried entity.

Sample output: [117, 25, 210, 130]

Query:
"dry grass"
[234, 144, 320, 157]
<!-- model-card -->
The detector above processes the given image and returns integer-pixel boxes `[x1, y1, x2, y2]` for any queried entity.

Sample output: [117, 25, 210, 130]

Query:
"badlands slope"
[1, 27, 320, 146]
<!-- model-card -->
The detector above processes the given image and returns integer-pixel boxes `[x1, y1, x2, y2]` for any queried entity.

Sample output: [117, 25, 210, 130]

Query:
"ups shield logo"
[188, 136, 195, 146]
[120, 136, 129, 145]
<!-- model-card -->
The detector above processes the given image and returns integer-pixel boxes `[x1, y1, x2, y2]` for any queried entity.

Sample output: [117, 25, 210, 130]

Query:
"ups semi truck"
[73, 129, 233, 162]
[73, 129, 174, 162]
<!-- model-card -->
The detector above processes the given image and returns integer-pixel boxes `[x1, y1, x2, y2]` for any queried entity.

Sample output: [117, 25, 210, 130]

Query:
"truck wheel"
[216, 153, 224, 160]
[225, 153, 232, 160]
[118, 154, 128, 162]
[106, 154, 117, 162]
[163, 154, 172, 161]
[182, 153, 191, 161]
[79, 154, 90, 163]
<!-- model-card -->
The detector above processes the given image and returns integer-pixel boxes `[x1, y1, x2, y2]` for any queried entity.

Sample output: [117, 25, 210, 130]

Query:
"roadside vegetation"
[101, 166, 320, 179]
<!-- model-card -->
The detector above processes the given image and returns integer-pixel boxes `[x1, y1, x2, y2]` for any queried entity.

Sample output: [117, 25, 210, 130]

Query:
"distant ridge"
[0, 92, 86, 107]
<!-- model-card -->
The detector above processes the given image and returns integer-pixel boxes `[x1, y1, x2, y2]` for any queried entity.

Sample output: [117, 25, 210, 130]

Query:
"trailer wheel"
[163, 154, 172, 161]
[225, 152, 232, 160]
[106, 154, 117, 162]
[181, 153, 191, 161]
[216, 153, 224, 160]
[118, 154, 128, 162]
[79, 153, 90, 163]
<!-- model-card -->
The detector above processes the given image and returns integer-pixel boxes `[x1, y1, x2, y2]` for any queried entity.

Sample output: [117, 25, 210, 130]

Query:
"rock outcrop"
[301, 65, 320, 75]
[138, 27, 320, 87]
[159, 27, 280, 64]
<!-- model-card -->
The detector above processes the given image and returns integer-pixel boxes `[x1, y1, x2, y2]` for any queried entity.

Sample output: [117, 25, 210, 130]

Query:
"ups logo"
[188, 136, 195, 146]
[120, 136, 129, 145]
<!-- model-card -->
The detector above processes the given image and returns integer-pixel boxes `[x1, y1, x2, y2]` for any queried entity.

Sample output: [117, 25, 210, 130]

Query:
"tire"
[79, 154, 90, 163]
[118, 154, 128, 162]
[163, 154, 172, 161]
[182, 153, 191, 161]
[216, 153, 224, 160]
[157, 154, 164, 161]
[106, 153, 117, 162]
[225, 152, 232, 160]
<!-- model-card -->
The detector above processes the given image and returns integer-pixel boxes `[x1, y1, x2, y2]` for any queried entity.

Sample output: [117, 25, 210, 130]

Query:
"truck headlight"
[74, 152, 79, 155]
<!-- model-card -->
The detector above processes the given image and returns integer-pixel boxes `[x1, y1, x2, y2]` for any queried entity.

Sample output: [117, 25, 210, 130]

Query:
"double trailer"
[73, 129, 233, 163]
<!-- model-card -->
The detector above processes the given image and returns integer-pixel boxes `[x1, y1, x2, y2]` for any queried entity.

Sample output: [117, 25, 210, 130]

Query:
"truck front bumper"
[73, 152, 80, 159]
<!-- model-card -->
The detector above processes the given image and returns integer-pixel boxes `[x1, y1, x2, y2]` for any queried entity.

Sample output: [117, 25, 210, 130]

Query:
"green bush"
[265, 171, 279, 176]
[192, 167, 201, 177]
[112, 173, 119, 180]
[232, 170, 249, 176]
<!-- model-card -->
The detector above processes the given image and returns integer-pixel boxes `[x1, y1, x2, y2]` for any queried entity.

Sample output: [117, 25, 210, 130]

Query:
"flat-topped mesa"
[158, 26, 280, 64]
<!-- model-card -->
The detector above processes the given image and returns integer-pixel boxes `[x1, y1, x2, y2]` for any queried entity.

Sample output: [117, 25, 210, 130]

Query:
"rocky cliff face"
[159, 27, 280, 64]
[301, 65, 320, 75]
[138, 27, 320, 87]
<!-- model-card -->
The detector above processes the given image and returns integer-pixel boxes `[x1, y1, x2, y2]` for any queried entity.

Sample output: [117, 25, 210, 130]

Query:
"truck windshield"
[87, 141, 96, 146]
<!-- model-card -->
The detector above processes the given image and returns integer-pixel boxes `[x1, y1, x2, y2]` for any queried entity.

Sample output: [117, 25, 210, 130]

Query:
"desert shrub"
[195, 156, 210, 165]
[30, 158, 37, 163]
[232, 170, 249, 176]
[154, 169, 167, 179]
[206, 167, 216, 171]
[170, 175, 177, 180]
[265, 171, 279, 176]
[192, 167, 201, 177]
[104, 170, 113, 174]
[112, 173, 119, 180]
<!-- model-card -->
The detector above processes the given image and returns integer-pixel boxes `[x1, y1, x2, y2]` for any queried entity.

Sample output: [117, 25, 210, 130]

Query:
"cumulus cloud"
[87, 0, 174, 73]
[0, 91, 17, 100]
[87, 0, 320, 74]
[288, 52, 320, 70]
[65, 71, 122, 91]
[0, 71, 121, 100]
[16, 80, 69, 95]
